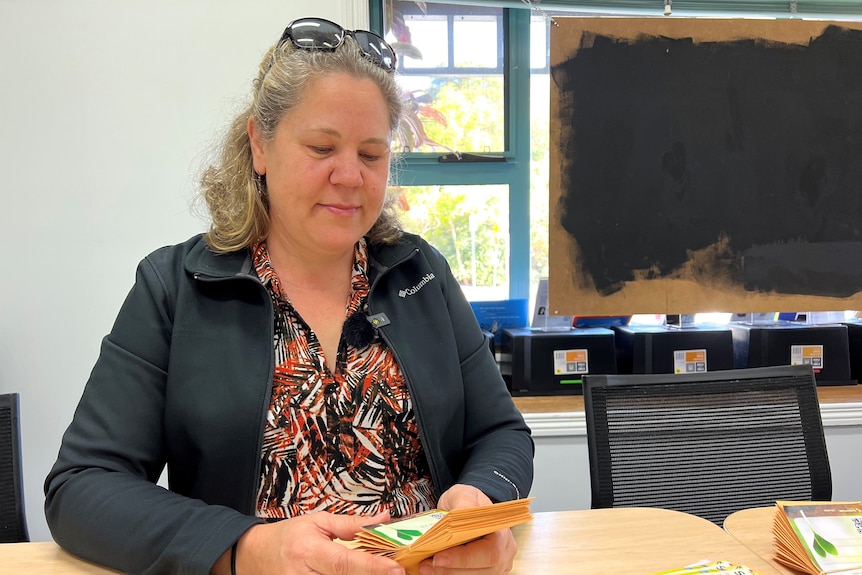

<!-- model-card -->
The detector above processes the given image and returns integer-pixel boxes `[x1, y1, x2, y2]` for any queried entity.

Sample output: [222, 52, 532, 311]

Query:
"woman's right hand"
[215, 512, 406, 575]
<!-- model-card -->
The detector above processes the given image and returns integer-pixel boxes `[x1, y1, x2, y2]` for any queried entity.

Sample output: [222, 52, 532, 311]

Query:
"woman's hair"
[200, 33, 404, 253]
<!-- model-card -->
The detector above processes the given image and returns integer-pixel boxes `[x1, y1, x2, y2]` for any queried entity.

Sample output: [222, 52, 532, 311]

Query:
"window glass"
[453, 16, 499, 68]
[385, 1, 505, 153]
[529, 15, 549, 70]
[400, 16, 448, 69]
[529, 14, 552, 304]
[393, 184, 510, 301]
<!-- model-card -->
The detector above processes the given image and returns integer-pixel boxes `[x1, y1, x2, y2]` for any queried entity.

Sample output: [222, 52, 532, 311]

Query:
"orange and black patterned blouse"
[251, 238, 436, 520]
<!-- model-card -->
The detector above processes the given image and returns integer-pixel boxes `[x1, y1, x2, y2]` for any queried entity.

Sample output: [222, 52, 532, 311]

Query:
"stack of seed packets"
[350, 498, 533, 575]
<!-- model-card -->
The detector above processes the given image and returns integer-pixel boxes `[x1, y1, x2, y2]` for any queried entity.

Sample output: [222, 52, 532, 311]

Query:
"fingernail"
[433, 555, 450, 567]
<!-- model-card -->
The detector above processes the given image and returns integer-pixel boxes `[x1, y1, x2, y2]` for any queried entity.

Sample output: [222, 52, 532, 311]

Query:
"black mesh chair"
[583, 364, 832, 525]
[0, 393, 29, 543]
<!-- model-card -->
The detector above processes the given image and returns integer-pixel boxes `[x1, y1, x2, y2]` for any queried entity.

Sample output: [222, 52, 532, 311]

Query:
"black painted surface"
[552, 25, 862, 297]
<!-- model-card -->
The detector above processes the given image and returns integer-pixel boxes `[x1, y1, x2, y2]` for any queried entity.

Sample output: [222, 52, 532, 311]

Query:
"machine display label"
[674, 349, 707, 374]
[554, 349, 589, 375]
[791, 344, 824, 370]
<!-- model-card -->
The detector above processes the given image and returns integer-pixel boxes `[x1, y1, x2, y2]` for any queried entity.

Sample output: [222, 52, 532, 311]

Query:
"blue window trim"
[370, 2, 533, 300]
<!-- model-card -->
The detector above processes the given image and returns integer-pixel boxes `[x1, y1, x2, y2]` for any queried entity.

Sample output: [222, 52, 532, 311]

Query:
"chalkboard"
[549, 18, 862, 316]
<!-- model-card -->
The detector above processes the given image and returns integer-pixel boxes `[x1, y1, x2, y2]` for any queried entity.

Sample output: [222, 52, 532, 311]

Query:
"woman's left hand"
[418, 484, 517, 575]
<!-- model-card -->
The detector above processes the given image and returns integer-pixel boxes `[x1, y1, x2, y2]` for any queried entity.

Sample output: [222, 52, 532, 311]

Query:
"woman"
[44, 18, 533, 575]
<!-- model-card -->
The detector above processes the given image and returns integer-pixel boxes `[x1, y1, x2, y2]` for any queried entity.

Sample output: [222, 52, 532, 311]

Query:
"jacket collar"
[368, 233, 421, 269]
[183, 232, 422, 280]
[184, 235, 253, 279]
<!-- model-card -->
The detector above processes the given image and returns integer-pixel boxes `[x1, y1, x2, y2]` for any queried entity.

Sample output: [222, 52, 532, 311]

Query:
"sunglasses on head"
[278, 18, 397, 72]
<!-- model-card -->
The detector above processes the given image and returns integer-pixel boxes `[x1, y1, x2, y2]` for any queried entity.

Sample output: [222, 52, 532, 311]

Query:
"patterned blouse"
[252, 238, 436, 520]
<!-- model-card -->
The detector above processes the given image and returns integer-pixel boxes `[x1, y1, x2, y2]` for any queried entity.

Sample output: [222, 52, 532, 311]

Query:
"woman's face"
[249, 72, 392, 259]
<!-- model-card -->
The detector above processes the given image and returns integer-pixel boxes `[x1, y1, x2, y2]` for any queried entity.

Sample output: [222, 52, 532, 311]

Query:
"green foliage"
[399, 184, 507, 288]
[422, 77, 505, 153]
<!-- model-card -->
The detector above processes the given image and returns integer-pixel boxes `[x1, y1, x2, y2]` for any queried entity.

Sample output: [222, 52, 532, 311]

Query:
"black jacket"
[44, 233, 534, 575]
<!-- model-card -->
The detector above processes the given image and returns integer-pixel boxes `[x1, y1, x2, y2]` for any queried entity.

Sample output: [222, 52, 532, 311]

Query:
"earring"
[254, 172, 268, 202]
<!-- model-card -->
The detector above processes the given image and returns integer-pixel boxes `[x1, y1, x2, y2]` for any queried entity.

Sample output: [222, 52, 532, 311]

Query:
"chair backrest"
[0, 393, 29, 543]
[583, 364, 832, 525]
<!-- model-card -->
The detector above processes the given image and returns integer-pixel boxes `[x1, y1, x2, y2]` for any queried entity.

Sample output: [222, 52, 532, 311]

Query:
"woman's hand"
[418, 485, 517, 575]
[216, 511, 406, 575]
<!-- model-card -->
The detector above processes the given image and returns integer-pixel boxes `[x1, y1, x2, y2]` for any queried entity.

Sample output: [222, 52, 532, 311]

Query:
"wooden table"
[0, 508, 785, 575]
[510, 507, 784, 574]
[723, 506, 799, 575]
[0, 541, 120, 574]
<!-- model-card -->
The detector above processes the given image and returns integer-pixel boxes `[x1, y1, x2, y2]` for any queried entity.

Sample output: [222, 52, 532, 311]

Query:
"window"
[385, 2, 504, 154]
[373, 1, 531, 302]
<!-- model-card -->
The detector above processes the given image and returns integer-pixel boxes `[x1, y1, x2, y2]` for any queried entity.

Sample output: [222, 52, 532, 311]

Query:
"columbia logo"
[398, 273, 436, 297]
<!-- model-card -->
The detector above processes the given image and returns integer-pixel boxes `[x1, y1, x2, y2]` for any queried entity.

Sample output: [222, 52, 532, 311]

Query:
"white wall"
[0, 0, 367, 542]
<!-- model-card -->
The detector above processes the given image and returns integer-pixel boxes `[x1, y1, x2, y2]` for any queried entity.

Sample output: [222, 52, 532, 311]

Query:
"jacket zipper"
[365, 247, 446, 497]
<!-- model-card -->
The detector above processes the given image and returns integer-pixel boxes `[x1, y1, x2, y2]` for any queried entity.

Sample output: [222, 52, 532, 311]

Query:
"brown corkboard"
[549, 18, 862, 316]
